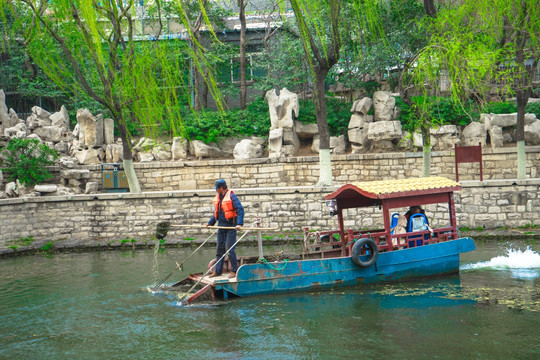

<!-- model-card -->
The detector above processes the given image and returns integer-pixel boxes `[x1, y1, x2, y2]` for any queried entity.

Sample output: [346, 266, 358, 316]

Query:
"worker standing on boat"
[207, 179, 244, 278]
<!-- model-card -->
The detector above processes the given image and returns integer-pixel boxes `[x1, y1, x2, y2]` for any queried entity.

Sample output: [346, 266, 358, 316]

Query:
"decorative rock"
[50, 105, 70, 129]
[268, 128, 283, 157]
[73, 123, 80, 138]
[32, 106, 51, 120]
[282, 127, 300, 149]
[294, 121, 318, 139]
[250, 136, 267, 147]
[76, 109, 103, 147]
[350, 97, 372, 115]
[412, 132, 439, 149]
[73, 147, 105, 165]
[5, 181, 18, 198]
[331, 135, 347, 154]
[189, 140, 225, 159]
[136, 151, 155, 162]
[372, 139, 395, 151]
[103, 118, 114, 144]
[61, 169, 90, 180]
[218, 137, 245, 155]
[26, 113, 39, 130]
[397, 132, 413, 150]
[461, 121, 486, 146]
[348, 127, 372, 153]
[0, 89, 9, 130]
[430, 125, 459, 150]
[373, 91, 396, 122]
[152, 143, 172, 161]
[525, 120, 540, 145]
[133, 137, 155, 152]
[488, 126, 504, 148]
[53, 185, 76, 196]
[106, 144, 123, 163]
[367, 121, 402, 141]
[54, 141, 69, 153]
[58, 157, 75, 168]
[233, 139, 264, 159]
[311, 135, 348, 154]
[33, 125, 63, 143]
[265, 88, 299, 129]
[85, 182, 99, 194]
[171, 137, 189, 160]
[7, 109, 20, 128]
[4, 122, 27, 138]
[35, 184, 58, 193]
[348, 114, 373, 129]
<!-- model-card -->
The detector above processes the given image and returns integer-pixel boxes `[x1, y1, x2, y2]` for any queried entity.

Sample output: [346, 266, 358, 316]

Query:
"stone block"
[373, 91, 395, 122]
[367, 121, 402, 141]
[350, 97, 372, 114]
[266, 88, 299, 129]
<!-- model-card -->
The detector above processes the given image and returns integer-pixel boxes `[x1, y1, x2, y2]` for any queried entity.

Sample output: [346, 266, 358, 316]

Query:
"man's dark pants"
[215, 228, 238, 274]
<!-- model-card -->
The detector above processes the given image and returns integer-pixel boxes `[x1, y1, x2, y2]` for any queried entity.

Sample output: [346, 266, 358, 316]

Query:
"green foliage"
[1, 138, 59, 186]
[178, 97, 352, 143]
[296, 98, 352, 136]
[396, 96, 471, 133]
[252, 31, 311, 94]
[7, 236, 35, 247]
[181, 99, 270, 143]
[396, 97, 540, 133]
[41, 242, 53, 251]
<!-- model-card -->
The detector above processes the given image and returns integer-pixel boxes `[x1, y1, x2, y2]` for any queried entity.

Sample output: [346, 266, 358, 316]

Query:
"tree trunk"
[421, 123, 432, 177]
[514, 37, 530, 180]
[315, 69, 332, 186]
[117, 121, 141, 193]
[516, 90, 528, 180]
[193, 69, 201, 111]
[238, 0, 247, 109]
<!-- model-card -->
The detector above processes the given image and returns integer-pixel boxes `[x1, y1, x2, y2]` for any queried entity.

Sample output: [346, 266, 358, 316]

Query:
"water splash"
[461, 247, 540, 271]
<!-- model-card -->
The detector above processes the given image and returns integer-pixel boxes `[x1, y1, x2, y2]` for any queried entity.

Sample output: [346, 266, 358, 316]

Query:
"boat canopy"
[325, 176, 461, 210]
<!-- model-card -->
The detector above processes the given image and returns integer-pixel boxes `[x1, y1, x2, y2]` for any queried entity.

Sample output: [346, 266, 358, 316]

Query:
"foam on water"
[461, 247, 540, 271]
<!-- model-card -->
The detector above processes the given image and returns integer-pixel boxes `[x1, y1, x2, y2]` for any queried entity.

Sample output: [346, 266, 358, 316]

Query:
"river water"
[1, 239, 539, 359]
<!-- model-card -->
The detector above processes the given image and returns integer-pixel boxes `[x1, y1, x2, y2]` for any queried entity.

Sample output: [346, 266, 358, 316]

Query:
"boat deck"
[188, 272, 239, 285]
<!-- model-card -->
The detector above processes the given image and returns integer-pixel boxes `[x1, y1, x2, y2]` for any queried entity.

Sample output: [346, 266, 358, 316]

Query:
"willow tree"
[288, 0, 342, 187]
[411, 0, 539, 179]
[0, 0, 219, 192]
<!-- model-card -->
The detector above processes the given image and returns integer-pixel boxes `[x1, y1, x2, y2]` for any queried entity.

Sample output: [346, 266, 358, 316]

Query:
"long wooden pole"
[170, 224, 279, 231]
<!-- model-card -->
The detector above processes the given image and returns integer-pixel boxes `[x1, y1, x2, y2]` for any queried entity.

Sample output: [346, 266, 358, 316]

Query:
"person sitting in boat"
[391, 214, 408, 247]
[405, 206, 428, 230]
[207, 179, 244, 278]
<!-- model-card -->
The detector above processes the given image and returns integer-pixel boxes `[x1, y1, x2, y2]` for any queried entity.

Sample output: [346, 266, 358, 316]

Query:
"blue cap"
[213, 179, 227, 189]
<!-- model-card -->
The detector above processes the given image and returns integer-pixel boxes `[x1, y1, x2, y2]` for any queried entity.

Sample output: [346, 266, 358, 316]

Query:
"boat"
[170, 176, 475, 304]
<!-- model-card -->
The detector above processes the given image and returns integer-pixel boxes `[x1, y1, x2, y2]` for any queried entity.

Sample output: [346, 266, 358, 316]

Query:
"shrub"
[1, 138, 59, 186]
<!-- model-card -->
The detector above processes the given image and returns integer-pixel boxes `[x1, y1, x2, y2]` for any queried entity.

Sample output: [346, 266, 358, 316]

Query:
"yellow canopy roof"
[325, 176, 461, 209]
[351, 176, 460, 196]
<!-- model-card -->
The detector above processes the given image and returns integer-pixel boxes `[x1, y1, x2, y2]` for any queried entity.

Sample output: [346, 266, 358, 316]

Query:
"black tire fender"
[351, 238, 379, 267]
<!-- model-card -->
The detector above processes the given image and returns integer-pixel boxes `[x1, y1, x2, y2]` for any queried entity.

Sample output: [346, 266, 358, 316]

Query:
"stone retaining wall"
[1, 180, 539, 252]
[76, 146, 540, 192]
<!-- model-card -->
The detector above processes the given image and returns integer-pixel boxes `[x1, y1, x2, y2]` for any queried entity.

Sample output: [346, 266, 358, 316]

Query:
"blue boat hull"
[217, 237, 475, 297]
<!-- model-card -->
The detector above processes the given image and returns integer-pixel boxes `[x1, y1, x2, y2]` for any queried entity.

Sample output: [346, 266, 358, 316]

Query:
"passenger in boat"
[207, 179, 244, 279]
[405, 205, 429, 230]
[391, 215, 408, 247]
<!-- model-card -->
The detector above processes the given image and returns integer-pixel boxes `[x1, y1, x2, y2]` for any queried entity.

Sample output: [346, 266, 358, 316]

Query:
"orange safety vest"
[213, 190, 238, 220]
